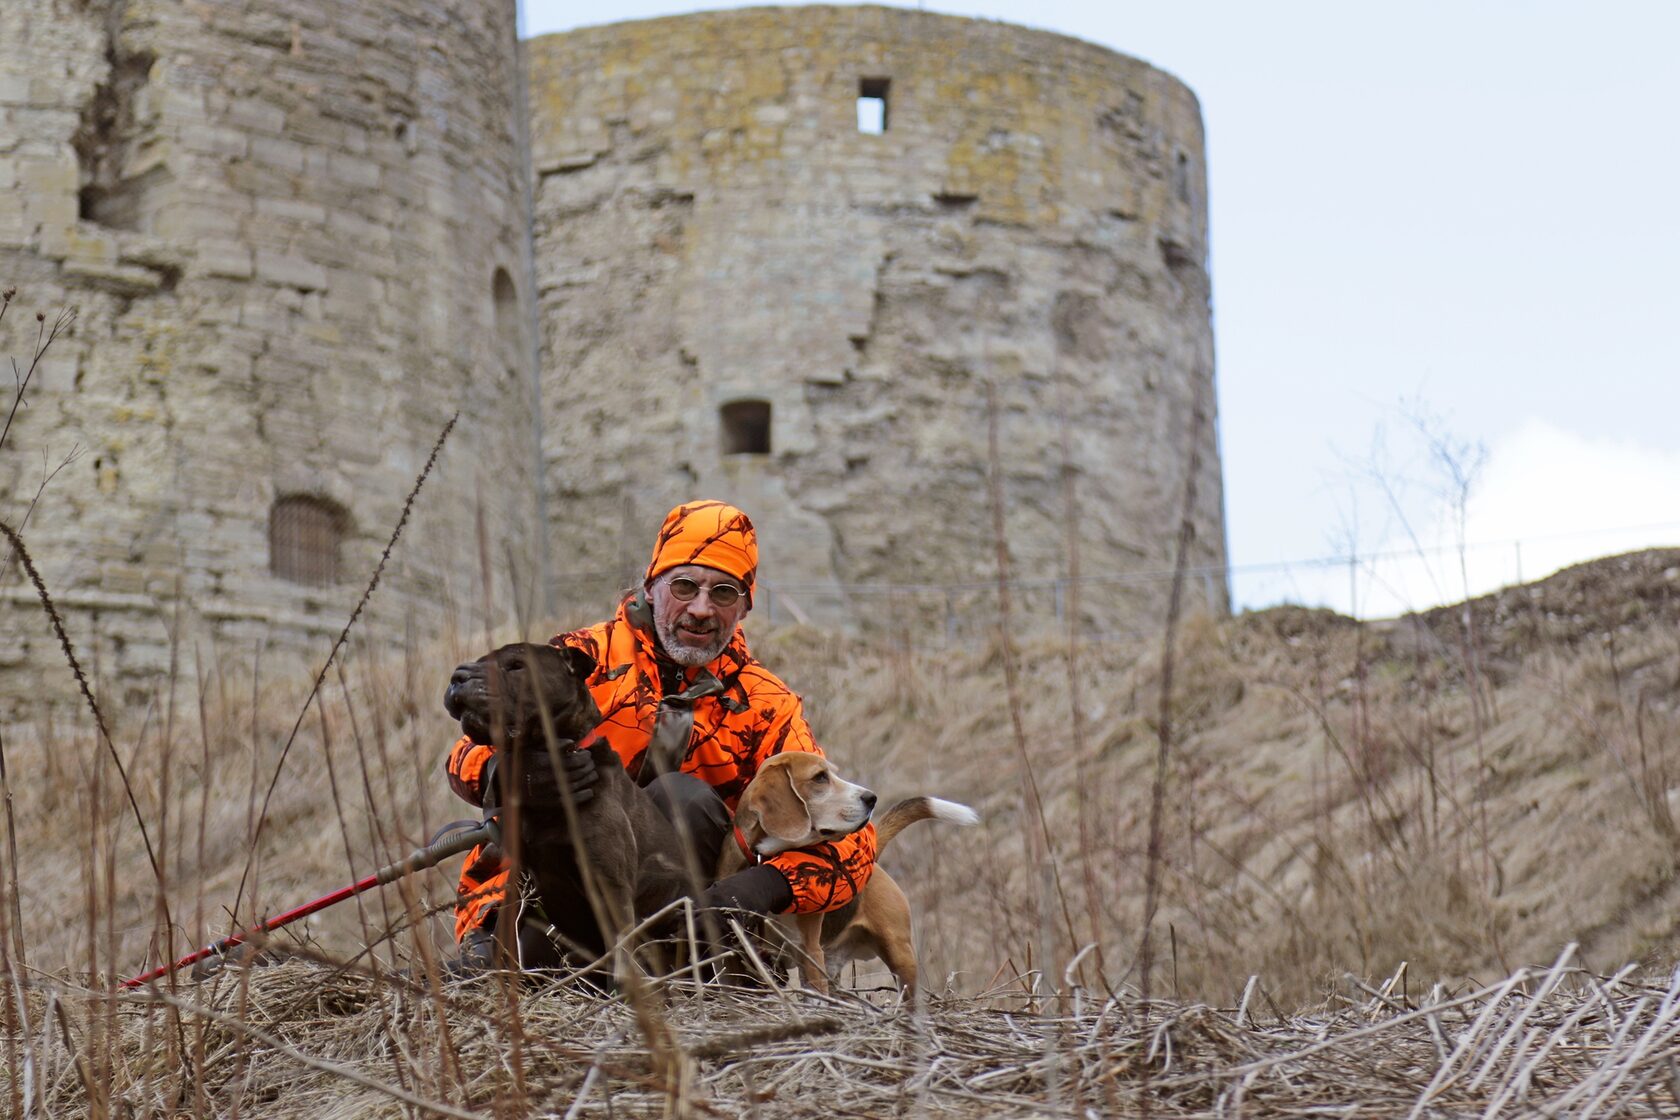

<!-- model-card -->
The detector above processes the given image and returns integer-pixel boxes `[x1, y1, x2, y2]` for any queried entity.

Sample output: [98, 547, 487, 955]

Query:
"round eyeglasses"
[666, 575, 745, 608]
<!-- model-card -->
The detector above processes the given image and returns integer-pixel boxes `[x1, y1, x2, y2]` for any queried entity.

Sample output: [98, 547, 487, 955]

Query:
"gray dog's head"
[444, 642, 602, 748]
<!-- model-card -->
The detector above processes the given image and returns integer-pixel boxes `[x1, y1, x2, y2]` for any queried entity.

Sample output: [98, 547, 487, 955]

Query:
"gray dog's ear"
[561, 645, 597, 682]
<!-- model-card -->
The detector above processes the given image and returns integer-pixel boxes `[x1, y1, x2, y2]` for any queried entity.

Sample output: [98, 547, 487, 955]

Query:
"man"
[445, 499, 878, 967]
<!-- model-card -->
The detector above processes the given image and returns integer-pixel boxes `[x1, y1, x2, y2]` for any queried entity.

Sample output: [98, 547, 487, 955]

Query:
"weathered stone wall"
[2, 2, 1229, 719]
[0, 0, 540, 717]
[526, 6, 1227, 635]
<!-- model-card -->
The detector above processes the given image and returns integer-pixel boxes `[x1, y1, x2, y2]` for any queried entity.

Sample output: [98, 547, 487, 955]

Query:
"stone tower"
[0, 0, 540, 714]
[2, 2, 1229, 717]
[526, 6, 1226, 634]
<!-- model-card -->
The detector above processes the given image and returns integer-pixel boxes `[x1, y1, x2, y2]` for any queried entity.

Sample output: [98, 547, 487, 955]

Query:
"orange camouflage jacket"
[446, 596, 877, 941]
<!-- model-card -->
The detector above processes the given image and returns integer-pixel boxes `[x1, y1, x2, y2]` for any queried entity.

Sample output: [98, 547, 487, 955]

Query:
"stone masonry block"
[17, 154, 76, 197]
[250, 134, 307, 174]
[0, 194, 25, 246]
[195, 239, 254, 279]
[227, 96, 286, 134]
[150, 192, 249, 240]
[255, 196, 327, 224]
[328, 150, 382, 190]
[254, 249, 328, 292]
[190, 126, 251, 160]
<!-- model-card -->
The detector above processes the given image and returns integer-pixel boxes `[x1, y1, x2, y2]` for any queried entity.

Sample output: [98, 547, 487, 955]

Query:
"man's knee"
[645, 772, 729, 870]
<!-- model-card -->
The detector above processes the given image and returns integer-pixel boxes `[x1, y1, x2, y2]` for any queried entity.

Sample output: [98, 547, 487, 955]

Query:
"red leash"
[120, 820, 496, 989]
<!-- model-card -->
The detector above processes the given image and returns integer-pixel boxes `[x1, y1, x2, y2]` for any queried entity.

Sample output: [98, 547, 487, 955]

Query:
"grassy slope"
[5, 550, 1679, 1008]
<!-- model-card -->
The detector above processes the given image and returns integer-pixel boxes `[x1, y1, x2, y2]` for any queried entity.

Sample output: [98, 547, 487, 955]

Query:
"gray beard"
[655, 613, 730, 666]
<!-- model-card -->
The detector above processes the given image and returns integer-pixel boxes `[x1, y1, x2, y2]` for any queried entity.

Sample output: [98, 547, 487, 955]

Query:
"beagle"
[720, 751, 978, 999]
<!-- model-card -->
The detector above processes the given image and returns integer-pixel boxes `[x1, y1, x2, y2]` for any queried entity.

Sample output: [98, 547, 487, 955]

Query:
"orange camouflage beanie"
[645, 500, 758, 605]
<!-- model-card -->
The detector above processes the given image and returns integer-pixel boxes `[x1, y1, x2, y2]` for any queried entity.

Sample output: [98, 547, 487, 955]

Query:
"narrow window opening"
[269, 494, 349, 586]
[857, 77, 890, 134]
[720, 399, 772, 455]
[492, 267, 521, 373]
[72, 47, 160, 231]
[1174, 150, 1191, 203]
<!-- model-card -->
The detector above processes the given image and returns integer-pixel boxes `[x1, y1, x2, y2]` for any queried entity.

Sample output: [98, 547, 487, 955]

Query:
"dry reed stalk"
[983, 376, 1077, 1115]
[155, 595, 197, 1078]
[0, 521, 168, 916]
[0, 299, 81, 612]
[234, 412, 458, 920]
[0, 725, 25, 973]
[982, 382, 1077, 986]
[0, 723, 41, 1118]
[0, 291, 68, 1093]
[23, 953, 1680, 1118]
[1138, 382, 1210, 1017]
[1048, 332, 1115, 1013]
[334, 667, 407, 979]
[310, 688, 420, 1105]
[1, 304, 74, 454]
[189, 647, 215, 1117]
[316, 686, 381, 970]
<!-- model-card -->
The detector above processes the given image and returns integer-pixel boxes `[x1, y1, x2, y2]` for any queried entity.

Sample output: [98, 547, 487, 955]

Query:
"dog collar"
[733, 825, 761, 865]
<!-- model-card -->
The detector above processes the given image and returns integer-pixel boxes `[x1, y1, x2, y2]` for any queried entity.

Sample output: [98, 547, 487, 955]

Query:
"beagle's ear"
[754, 762, 814, 843]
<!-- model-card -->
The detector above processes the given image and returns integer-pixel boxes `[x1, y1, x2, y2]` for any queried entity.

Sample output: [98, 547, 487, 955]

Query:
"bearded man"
[444, 499, 878, 968]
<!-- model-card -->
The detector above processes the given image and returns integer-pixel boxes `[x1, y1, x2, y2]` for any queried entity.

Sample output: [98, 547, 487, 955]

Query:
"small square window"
[270, 494, 350, 586]
[857, 77, 890, 134]
[720, 399, 772, 455]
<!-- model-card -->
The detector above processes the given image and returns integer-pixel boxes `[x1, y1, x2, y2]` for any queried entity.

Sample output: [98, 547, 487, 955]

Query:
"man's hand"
[524, 745, 599, 809]
[701, 865, 793, 917]
[482, 742, 599, 813]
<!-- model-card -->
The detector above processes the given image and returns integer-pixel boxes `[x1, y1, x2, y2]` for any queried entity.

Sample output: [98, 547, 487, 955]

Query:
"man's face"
[648, 564, 749, 666]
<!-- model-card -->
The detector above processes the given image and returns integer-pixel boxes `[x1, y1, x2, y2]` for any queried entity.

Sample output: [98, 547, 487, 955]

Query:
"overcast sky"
[520, 1, 1680, 617]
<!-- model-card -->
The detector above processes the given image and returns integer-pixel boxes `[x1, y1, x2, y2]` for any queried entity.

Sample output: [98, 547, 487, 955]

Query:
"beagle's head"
[736, 752, 877, 857]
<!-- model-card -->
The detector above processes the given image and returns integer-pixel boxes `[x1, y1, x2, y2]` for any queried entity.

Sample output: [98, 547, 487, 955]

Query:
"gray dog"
[444, 642, 692, 967]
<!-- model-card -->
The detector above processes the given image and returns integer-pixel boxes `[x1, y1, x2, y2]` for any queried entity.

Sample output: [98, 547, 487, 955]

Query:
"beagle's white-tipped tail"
[873, 795, 981, 851]
[925, 798, 981, 826]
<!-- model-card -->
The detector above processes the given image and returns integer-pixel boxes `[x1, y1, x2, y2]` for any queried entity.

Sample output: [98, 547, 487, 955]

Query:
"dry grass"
[760, 550, 1680, 1007]
[5, 535, 1680, 1115]
[14, 946, 1680, 1117]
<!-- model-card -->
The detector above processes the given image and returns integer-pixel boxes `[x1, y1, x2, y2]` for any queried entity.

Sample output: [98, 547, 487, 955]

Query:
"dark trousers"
[453, 771, 731, 975]
[644, 770, 732, 885]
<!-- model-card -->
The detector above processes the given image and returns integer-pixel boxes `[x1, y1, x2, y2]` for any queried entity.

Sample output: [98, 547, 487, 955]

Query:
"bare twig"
[232, 413, 458, 918]
[1138, 380, 1210, 1017]
[0, 521, 169, 910]
[982, 381, 1079, 987]
[26, 956, 1680, 1118]
[1, 305, 76, 455]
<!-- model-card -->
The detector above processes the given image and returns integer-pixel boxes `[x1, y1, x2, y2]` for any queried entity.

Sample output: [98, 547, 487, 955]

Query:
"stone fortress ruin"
[1, 1, 1226, 714]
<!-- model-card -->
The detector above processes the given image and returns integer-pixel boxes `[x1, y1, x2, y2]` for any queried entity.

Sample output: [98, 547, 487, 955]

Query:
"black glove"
[482, 742, 598, 814]
[702, 864, 793, 917]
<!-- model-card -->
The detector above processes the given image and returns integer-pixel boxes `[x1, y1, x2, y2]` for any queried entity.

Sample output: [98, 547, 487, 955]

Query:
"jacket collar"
[618, 592, 753, 684]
